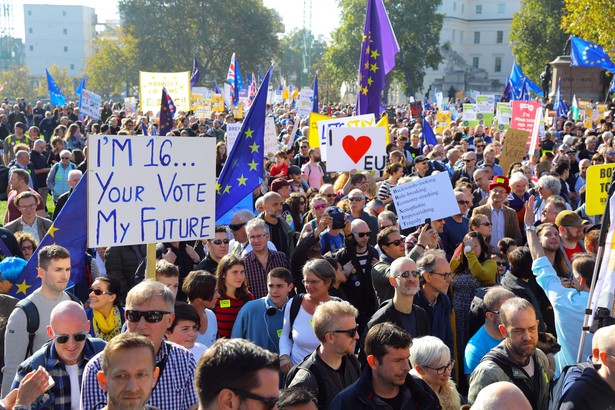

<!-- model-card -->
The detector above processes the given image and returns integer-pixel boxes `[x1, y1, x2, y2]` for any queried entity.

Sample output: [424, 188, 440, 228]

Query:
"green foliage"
[324, 0, 443, 96]
[36, 64, 74, 98]
[84, 29, 139, 98]
[562, 0, 615, 60]
[278, 29, 327, 89]
[510, 0, 568, 83]
[118, 0, 284, 86]
[0, 66, 34, 100]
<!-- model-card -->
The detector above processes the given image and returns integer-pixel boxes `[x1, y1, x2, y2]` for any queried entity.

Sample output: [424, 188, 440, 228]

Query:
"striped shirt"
[215, 293, 254, 338]
[80, 340, 197, 410]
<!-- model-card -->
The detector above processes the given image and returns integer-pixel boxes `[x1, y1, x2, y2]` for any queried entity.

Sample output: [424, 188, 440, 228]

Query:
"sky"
[12, 0, 340, 40]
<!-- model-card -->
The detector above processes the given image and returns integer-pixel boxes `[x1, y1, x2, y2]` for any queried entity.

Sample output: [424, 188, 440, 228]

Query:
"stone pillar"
[551, 55, 603, 101]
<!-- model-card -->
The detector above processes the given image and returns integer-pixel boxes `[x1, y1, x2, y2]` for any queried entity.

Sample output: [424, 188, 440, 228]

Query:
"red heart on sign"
[342, 135, 372, 163]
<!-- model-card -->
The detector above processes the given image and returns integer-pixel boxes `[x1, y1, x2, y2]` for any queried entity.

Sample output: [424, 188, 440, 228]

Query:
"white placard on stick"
[225, 123, 243, 155]
[264, 117, 277, 158]
[80, 89, 101, 119]
[317, 114, 375, 160]
[391, 172, 459, 230]
[297, 89, 314, 117]
[87, 135, 216, 247]
[325, 127, 387, 172]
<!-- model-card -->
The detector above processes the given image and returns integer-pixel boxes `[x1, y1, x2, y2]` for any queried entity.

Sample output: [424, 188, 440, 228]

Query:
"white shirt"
[65, 363, 80, 410]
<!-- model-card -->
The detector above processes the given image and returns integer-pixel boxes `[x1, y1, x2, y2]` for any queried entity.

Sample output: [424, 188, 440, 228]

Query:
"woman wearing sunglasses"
[300, 196, 328, 237]
[214, 254, 254, 338]
[85, 276, 124, 341]
[410, 336, 462, 410]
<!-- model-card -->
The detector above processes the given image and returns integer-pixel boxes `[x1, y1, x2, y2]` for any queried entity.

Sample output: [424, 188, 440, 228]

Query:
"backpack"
[287, 293, 341, 341]
[15, 291, 82, 359]
[548, 362, 594, 410]
[468, 286, 490, 338]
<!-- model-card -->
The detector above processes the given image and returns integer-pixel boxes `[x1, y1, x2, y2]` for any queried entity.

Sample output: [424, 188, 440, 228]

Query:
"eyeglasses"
[61, 156, 70, 160]
[89, 288, 114, 296]
[249, 233, 267, 241]
[301, 145, 309, 149]
[231, 389, 278, 410]
[349, 197, 364, 202]
[463, 159, 475, 162]
[425, 360, 455, 375]
[18, 203, 37, 210]
[210, 239, 230, 245]
[229, 222, 246, 231]
[395, 270, 420, 279]
[457, 200, 471, 205]
[302, 278, 322, 286]
[379, 224, 393, 230]
[476, 145, 486, 148]
[496, 262, 507, 267]
[125, 310, 171, 323]
[332, 324, 359, 338]
[324, 194, 336, 198]
[430, 272, 452, 280]
[355, 232, 370, 238]
[313, 203, 327, 210]
[21, 245, 33, 251]
[479, 222, 492, 227]
[53, 332, 88, 344]
[487, 310, 500, 315]
[385, 239, 404, 246]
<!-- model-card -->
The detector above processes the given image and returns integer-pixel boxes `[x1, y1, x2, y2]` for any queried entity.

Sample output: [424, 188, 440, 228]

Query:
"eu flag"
[46, 68, 66, 107]
[9, 175, 87, 299]
[190, 56, 200, 88]
[159, 87, 176, 136]
[501, 78, 512, 102]
[356, 0, 399, 116]
[510, 63, 542, 97]
[570, 36, 615, 73]
[216, 66, 272, 220]
[76, 75, 86, 96]
[421, 117, 437, 149]
[312, 75, 319, 113]
[553, 78, 568, 118]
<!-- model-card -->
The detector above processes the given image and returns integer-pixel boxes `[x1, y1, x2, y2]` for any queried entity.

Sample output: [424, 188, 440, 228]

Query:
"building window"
[453, 2, 456, 11]
[474, 32, 480, 44]
[476, 4, 482, 14]
[70, 64, 75, 70]
[27, 10, 31, 16]
[62, 11, 66, 16]
[63, 28, 68, 35]
[498, 3, 506, 13]
[462, 4, 464, 13]
[497, 31, 504, 44]
[28, 28, 32, 34]
[452, 30, 456, 43]
[473, 57, 479, 68]
[29, 45, 33, 51]
[64, 46, 68, 52]
[495, 57, 502, 72]
[460, 31, 464, 43]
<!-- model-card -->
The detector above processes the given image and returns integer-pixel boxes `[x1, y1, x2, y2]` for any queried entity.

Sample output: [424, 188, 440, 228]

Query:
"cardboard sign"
[325, 127, 387, 172]
[435, 111, 451, 134]
[390, 172, 459, 230]
[297, 89, 314, 117]
[317, 114, 375, 161]
[511, 101, 542, 133]
[87, 135, 216, 247]
[586, 164, 615, 216]
[264, 117, 278, 158]
[225, 123, 243, 155]
[139, 71, 191, 113]
[499, 128, 529, 175]
[80, 89, 101, 119]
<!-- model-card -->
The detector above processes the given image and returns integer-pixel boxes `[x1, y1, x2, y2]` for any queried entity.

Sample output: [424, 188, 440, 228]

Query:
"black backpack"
[15, 291, 82, 359]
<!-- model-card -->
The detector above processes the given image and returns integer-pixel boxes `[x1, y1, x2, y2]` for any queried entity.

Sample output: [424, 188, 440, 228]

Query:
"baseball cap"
[270, 177, 290, 192]
[555, 210, 590, 227]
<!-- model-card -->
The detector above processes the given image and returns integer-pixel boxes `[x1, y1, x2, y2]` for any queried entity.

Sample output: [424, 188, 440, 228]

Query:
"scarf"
[93, 305, 122, 341]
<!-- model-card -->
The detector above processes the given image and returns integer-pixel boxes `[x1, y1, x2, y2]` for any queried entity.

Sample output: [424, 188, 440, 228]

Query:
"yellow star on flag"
[370, 63, 379, 73]
[223, 185, 232, 194]
[362, 34, 367, 42]
[367, 77, 374, 86]
[237, 175, 248, 186]
[370, 49, 380, 59]
[249, 142, 260, 153]
[244, 128, 254, 138]
[48, 224, 59, 238]
[216, 183, 221, 195]
[248, 160, 258, 171]
[364, 62, 370, 70]
[15, 279, 31, 295]
[365, 45, 370, 55]
[362, 86, 369, 95]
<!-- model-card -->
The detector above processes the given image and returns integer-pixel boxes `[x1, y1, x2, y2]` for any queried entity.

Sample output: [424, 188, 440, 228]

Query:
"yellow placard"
[377, 114, 390, 145]
[139, 71, 191, 113]
[211, 94, 225, 112]
[308, 113, 332, 148]
[436, 111, 452, 134]
[586, 164, 615, 216]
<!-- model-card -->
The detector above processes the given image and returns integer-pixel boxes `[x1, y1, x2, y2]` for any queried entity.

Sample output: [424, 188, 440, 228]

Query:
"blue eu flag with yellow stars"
[45, 68, 66, 107]
[9, 175, 88, 299]
[510, 63, 542, 98]
[159, 87, 176, 136]
[216, 66, 273, 220]
[356, 0, 399, 116]
[570, 36, 615, 73]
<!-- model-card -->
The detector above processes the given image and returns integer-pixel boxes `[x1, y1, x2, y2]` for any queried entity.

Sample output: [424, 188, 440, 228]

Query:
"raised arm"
[524, 196, 545, 259]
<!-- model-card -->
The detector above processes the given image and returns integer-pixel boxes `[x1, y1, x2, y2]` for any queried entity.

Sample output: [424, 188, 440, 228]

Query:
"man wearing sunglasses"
[372, 227, 407, 305]
[81, 280, 198, 410]
[227, 210, 276, 257]
[11, 301, 106, 409]
[345, 189, 378, 246]
[285, 301, 361, 410]
[196, 338, 279, 410]
[197, 226, 230, 274]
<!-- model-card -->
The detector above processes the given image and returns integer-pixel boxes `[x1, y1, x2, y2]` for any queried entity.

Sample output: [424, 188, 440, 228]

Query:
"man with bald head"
[452, 150, 477, 185]
[471, 381, 532, 410]
[11, 301, 106, 409]
[258, 192, 295, 255]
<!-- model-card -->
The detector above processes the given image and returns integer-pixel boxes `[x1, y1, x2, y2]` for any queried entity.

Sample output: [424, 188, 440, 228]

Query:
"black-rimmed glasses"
[231, 389, 278, 410]
[54, 332, 88, 344]
[429, 272, 452, 280]
[425, 360, 455, 375]
[332, 324, 359, 338]
[395, 270, 420, 279]
[125, 310, 171, 323]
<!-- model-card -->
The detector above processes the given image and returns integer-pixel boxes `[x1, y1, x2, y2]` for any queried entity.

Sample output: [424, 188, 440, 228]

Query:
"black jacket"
[560, 366, 615, 410]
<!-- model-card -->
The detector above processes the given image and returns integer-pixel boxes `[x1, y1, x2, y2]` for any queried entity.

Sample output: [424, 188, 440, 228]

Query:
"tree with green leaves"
[84, 28, 139, 98]
[561, 0, 615, 61]
[118, 0, 283, 86]
[278, 29, 327, 89]
[36, 64, 74, 99]
[323, 0, 443, 97]
[510, 0, 568, 84]
[0, 66, 34, 100]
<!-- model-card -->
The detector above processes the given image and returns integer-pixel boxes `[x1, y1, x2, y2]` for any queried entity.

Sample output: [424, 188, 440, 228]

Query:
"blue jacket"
[231, 296, 286, 353]
[330, 366, 441, 410]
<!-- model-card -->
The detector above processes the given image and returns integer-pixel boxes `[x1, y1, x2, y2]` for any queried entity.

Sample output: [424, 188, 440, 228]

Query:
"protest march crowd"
[0, 91, 612, 410]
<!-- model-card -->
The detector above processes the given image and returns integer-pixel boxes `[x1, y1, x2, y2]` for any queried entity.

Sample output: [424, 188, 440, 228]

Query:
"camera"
[326, 207, 345, 230]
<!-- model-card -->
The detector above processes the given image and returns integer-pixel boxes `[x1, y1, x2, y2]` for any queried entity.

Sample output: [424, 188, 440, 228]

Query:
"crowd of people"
[0, 96, 612, 409]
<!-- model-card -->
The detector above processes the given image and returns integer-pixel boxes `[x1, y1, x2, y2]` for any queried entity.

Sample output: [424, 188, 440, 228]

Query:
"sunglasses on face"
[229, 222, 246, 231]
[496, 262, 507, 266]
[349, 197, 364, 202]
[396, 270, 420, 279]
[89, 288, 114, 296]
[54, 332, 88, 344]
[332, 324, 359, 338]
[313, 203, 327, 210]
[457, 200, 471, 205]
[479, 222, 492, 227]
[210, 239, 230, 245]
[355, 231, 371, 238]
[125, 310, 171, 323]
[324, 194, 336, 198]
[231, 389, 278, 410]
[385, 239, 403, 246]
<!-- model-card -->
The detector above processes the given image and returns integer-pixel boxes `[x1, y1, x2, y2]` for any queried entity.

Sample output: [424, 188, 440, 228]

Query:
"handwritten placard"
[225, 123, 242, 155]
[80, 89, 101, 120]
[325, 127, 387, 172]
[390, 172, 458, 230]
[586, 164, 615, 216]
[264, 117, 278, 158]
[317, 114, 375, 161]
[297, 89, 314, 118]
[87, 135, 216, 247]
[511, 101, 542, 133]
[499, 128, 529, 175]
[139, 71, 191, 113]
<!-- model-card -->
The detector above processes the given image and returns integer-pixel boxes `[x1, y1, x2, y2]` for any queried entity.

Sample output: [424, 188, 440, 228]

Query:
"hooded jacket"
[559, 366, 615, 409]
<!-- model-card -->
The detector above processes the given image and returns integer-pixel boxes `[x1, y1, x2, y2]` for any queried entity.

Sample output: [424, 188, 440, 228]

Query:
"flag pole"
[146, 243, 157, 280]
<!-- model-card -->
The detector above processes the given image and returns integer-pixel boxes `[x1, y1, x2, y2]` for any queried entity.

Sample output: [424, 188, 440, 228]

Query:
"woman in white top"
[182, 270, 220, 348]
[279, 259, 336, 373]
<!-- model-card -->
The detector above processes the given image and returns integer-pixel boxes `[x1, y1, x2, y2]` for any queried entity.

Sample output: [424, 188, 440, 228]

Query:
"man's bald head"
[472, 381, 532, 410]
[351, 219, 368, 233]
[50, 300, 87, 327]
[594, 324, 615, 355]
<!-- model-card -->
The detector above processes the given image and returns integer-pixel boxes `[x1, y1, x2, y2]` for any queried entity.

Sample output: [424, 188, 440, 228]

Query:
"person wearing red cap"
[472, 176, 523, 248]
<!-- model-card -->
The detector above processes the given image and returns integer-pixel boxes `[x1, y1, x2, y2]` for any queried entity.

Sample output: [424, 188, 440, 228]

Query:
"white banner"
[325, 127, 387, 172]
[87, 135, 216, 247]
[264, 117, 277, 158]
[317, 114, 375, 161]
[225, 123, 243, 155]
[80, 89, 101, 120]
[297, 89, 314, 117]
